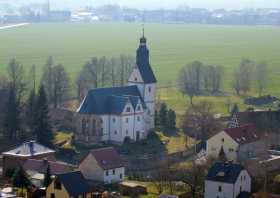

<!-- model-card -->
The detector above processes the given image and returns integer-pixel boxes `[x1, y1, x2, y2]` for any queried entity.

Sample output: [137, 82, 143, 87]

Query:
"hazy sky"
[14, 0, 280, 10]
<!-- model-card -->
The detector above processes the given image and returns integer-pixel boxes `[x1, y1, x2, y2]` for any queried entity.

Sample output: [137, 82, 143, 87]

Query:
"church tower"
[128, 28, 157, 130]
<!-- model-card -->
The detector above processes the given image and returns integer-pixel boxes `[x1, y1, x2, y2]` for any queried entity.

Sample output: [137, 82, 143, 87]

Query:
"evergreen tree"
[159, 103, 167, 127]
[34, 85, 53, 148]
[12, 165, 31, 194]
[43, 164, 52, 187]
[26, 89, 37, 135]
[4, 87, 21, 140]
[167, 109, 176, 129]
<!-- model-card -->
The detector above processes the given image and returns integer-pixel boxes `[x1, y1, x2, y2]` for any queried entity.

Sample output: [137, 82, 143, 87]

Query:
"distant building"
[206, 124, 266, 162]
[75, 32, 157, 145]
[46, 171, 92, 198]
[2, 141, 55, 176]
[79, 147, 125, 184]
[204, 162, 251, 198]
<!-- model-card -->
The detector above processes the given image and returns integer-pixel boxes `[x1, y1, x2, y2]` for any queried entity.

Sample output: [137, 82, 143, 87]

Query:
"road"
[0, 23, 30, 30]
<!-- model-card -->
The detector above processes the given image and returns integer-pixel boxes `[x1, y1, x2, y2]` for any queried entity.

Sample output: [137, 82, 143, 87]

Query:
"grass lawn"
[1, 22, 279, 114]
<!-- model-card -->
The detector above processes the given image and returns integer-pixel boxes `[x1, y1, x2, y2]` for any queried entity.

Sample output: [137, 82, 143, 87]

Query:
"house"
[204, 162, 251, 198]
[46, 171, 92, 198]
[23, 159, 74, 187]
[2, 141, 55, 176]
[75, 31, 157, 145]
[206, 124, 266, 162]
[79, 147, 125, 184]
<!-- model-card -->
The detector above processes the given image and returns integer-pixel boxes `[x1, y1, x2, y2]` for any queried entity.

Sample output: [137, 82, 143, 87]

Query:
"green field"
[0, 22, 280, 114]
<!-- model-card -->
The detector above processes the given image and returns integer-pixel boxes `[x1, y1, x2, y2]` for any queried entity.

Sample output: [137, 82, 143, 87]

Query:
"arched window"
[82, 119, 86, 134]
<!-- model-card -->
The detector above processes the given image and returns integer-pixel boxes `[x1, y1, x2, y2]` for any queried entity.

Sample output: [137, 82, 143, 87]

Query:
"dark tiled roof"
[136, 37, 157, 84]
[23, 159, 73, 175]
[137, 63, 157, 84]
[237, 192, 252, 198]
[224, 124, 260, 145]
[56, 171, 91, 197]
[77, 85, 144, 115]
[89, 147, 124, 170]
[206, 162, 245, 183]
[2, 141, 55, 157]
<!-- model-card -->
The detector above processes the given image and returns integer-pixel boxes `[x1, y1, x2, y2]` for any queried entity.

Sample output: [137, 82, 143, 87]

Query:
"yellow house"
[206, 124, 264, 162]
[46, 171, 92, 198]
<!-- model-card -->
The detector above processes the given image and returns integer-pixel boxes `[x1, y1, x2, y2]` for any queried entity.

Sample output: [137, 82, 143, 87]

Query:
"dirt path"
[0, 23, 30, 30]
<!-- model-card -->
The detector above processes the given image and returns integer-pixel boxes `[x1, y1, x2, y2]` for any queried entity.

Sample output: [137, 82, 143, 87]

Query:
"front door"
[136, 131, 140, 141]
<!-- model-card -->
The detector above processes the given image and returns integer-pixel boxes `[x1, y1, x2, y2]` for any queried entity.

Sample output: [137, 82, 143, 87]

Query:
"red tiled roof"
[23, 159, 74, 175]
[89, 147, 124, 170]
[224, 124, 260, 145]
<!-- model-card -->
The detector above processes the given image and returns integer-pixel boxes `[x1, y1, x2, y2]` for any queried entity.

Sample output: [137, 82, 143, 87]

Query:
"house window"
[105, 171, 109, 176]
[100, 119, 103, 124]
[120, 174, 123, 179]
[229, 148, 234, 152]
[51, 194, 55, 198]
[218, 186, 222, 192]
[221, 138, 224, 143]
[126, 118, 129, 123]
[137, 116, 141, 122]
[113, 169, 115, 175]
[126, 107, 131, 112]
[54, 180, 62, 190]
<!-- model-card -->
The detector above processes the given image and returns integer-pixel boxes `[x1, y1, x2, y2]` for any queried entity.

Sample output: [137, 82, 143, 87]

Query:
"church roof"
[136, 35, 157, 84]
[206, 162, 246, 184]
[77, 85, 144, 115]
[137, 62, 157, 84]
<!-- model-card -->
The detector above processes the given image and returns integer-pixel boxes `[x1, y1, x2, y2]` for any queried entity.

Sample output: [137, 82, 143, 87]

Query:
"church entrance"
[136, 131, 140, 141]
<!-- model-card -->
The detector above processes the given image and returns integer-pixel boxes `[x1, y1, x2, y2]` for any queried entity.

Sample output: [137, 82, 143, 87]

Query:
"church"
[75, 32, 157, 145]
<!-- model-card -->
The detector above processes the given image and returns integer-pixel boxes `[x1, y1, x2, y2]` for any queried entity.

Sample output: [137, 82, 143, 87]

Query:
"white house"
[206, 124, 265, 162]
[78, 147, 125, 184]
[204, 162, 251, 198]
[75, 32, 157, 145]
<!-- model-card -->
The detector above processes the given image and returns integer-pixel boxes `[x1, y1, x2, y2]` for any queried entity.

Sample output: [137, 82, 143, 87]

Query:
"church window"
[82, 119, 86, 134]
[112, 118, 116, 123]
[126, 118, 129, 123]
[100, 119, 103, 124]
[137, 106, 141, 111]
[137, 116, 141, 122]
[148, 86, 151, 92]
[126, 107, 131, 112]
[115, 130, 117, 135]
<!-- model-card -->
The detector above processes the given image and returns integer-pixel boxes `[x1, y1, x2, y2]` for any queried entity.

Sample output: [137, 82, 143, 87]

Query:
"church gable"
[128, 67, 144, 83]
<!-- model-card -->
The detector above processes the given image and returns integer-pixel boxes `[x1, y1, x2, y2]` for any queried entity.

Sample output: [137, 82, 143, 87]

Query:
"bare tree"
[52, 64, 70, 108]
[256, 61, 267, 96]
[7, 58, 26, 101]
[182, 101, 223, 142]
[178, 65, 196, 105]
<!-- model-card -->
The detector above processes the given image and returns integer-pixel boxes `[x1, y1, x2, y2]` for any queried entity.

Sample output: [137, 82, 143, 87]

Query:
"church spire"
[137, 25, 149, 67]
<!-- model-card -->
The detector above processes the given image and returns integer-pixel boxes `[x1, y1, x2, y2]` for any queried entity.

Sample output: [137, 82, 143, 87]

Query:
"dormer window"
[126, 107, 131, 112]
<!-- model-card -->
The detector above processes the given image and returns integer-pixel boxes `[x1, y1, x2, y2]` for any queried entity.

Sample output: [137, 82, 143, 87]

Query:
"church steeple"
[137, 25, 149, 68]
